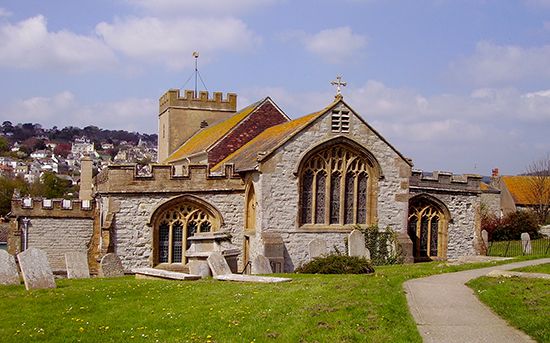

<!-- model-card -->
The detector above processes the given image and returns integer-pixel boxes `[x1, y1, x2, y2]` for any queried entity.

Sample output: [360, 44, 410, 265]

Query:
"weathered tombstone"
[65, 252, 90, 279]
[521, 232, 532, 254]
[17, 247, 56, 290]
[308, 238, 327, 259]
[188, 260, 212, 278]
[207, 252, 232, 276]
[98, 253, 125, 277]
[348, 229, 370, 259]
[0, 250, 20, 285]
[481, 230, 489, 249]
[251, 255, 273, 274]
[262, 232, 285, 272]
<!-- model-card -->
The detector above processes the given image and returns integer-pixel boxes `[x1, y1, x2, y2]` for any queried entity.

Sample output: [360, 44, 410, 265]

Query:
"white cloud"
[3, 92, 157, 133]
[95, 16, 261, 70]
[125, 0, 278, 15]
[0, 15, 117, 72]
[449, 41, 550, 86]
[0, 8, 12, 17]
[306, 27, 366, 63]
[282, 27, 367, 64]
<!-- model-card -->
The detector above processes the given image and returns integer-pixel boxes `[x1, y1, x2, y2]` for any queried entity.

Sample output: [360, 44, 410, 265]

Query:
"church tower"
[157, 89, 237, 162]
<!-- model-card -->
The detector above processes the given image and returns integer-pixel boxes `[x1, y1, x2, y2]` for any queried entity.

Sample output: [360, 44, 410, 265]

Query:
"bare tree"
[525, 154, 550, 224]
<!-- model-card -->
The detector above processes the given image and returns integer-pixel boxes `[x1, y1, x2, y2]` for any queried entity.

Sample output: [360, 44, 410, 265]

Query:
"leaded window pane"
[315, 172, 326, 224]
[302, 170, 314, 224]
[330, 172, 341, 224]
[200, 221, 211, 233]
[344, 172, 354, 224]
[430, 217, 438, 256]
[408, 216, 418, 255]
[159, 222, 169, 263]
[172, 221, 183, 263]
[357, 173, 368, 224]
[420, 215, 429, 257]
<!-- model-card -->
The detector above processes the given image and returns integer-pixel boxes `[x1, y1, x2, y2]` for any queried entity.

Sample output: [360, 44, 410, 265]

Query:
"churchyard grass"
[467, 275, 550, 343]
[487, 238, 550, 257]
[512, 262, 550, 274]
[0, 257, 540, 343]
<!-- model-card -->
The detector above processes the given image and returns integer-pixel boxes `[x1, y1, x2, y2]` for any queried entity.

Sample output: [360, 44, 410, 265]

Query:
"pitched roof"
[164, 100, 263, 163]
[501, 175, 549, 205]
[212, 100, 339, 171]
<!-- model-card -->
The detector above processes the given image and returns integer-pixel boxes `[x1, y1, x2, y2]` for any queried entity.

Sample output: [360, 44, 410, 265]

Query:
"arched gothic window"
[299, 144, 377, 226]
[156, 203, 215, 264]
[408, 196, 449, 259]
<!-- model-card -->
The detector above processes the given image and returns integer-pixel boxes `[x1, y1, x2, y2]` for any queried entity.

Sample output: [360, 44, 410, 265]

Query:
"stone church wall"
[257, 106, 411, 271]
[107, 192, 244, 270]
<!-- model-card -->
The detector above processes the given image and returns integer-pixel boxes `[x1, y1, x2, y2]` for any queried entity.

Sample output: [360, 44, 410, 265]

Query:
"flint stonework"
[99, 253, 125, 277]
[0, 250, 20, 285]
[17, 247, 56, 290]
[65, 251, 90, 279]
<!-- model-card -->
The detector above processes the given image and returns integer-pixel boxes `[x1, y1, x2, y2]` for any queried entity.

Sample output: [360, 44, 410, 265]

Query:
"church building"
[9, 83, 486, 274]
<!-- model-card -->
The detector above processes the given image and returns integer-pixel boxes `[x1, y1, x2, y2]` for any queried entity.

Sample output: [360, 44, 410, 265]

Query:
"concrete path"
[404, 258, 550, 343]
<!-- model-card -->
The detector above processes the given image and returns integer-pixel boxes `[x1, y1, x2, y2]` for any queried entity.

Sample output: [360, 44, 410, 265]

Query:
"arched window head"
[299, 143, 378, 227]
[154, 201, 218, 265]
[408, 196, 449, 259]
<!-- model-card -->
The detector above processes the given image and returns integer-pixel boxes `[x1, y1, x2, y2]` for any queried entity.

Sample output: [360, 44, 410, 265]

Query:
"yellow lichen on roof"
[212, 105, 331, 172]
[480, 182, 490, 191]
[164, 101, 261, 163]
[501, 175, 549, 205]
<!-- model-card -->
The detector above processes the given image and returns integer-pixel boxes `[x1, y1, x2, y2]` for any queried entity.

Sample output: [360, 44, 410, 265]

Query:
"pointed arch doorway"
[408, 195, 450, 261]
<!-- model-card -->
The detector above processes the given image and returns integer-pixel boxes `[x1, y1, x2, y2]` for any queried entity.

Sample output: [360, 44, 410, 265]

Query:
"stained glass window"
[159, 222, 169, 263]
[357, 173, 368, 224]
[408, 198, 445, 259]
[344, 172, 354, 224]
[172, 221, 183, 263]
[330, 172, 341, 224]
[315, 172, 326, 223]
[301, 170, 314, 224]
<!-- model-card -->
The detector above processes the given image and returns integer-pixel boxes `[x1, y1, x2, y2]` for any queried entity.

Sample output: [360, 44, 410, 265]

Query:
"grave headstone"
[481, 230, 489, 250]
[0, 250, 20, 285]
[207, 252, 232, 276]
[251, 255, 273, 274]
[188, 260, 212, 278]
[17, 247, 56, 290]
[133, 268, 201, 281]
[308, 238, 327, 259]
[98, 253, 125, 277]
[521, 232, 532, 254]
[348, 229, 370, 259]
[65, 251, 90, 279]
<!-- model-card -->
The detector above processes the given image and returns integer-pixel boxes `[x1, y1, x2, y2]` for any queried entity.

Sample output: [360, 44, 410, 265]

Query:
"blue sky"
[1, 0, 549, 175]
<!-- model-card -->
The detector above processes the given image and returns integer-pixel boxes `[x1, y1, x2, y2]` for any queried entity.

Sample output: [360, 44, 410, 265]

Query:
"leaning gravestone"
[207, 252, 232, 276]
[188, 260, 211, 278]
[98, 253, 125, 277]
[0, 250, 20, 285]
[348, 229, 370, 259]
[308, 238, 327, 259]
[65, 252, 90, 279]
[17, 247, 56, 290]
[521, 232, 532, 254]
[251, 255, 273, 274]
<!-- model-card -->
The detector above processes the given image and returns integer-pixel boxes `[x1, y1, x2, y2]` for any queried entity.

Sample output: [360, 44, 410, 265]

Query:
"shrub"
[295, 254, 375, 274]
[484, 210, 541, 241]
[359, 225, 403, 265]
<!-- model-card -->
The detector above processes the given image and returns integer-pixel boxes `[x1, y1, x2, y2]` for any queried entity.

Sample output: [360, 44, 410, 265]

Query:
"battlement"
[11, 198, 95, 218]
[95, 163, 244, 194]
[159, 89, 237, 114]
[410, 170, 482, 194]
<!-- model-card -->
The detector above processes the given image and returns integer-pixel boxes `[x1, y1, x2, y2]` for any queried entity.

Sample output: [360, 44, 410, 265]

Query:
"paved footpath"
[404, 258, 550, 343]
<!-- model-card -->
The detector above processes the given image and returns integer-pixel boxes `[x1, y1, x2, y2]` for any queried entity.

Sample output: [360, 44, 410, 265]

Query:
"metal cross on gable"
[331, 75, 347, 98]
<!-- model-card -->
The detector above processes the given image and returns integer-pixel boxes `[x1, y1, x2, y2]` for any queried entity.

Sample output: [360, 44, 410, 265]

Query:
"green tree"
[0, 136, 9, 153]
[0, 176, 29, 216]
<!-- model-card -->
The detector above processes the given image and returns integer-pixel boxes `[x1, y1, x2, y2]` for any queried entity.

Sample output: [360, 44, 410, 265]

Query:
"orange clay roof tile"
[501, 175, 549, 205]
[164, 100, 262, 163]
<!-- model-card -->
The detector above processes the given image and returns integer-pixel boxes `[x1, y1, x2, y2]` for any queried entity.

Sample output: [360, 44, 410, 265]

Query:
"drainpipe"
[21, 217, 30, 251]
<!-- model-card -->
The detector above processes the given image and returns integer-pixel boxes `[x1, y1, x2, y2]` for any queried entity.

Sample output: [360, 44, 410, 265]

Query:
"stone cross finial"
[331, 75, 347, 98]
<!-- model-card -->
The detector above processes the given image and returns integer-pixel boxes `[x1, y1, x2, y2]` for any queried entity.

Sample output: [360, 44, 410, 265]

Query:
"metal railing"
[487, 237, 550, 257]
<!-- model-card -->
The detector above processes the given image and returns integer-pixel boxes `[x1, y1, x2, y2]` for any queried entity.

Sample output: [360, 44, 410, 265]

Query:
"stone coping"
[214, 274, 292, 283]
[132, 268, 201, 281]
[486, 270, 550, 279]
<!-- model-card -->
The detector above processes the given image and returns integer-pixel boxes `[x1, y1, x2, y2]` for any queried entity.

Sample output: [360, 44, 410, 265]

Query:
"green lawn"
[467, 276, 550, 343]
[513, 263, 550, 274]
[0, 258, 540, 343]
[488, 239, 550, 257]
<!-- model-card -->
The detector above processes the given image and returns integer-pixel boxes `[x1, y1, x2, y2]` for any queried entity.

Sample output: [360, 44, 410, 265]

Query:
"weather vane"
[331, 75, 347, 98]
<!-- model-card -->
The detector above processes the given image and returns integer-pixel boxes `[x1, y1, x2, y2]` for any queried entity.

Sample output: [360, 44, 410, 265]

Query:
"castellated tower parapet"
[158, 89, 238, 162]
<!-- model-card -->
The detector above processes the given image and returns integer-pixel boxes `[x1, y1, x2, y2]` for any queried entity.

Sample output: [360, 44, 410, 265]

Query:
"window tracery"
[408, 198, 447, 258]
[300, 144, 376, 226]
[156, 203, 214, 264]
